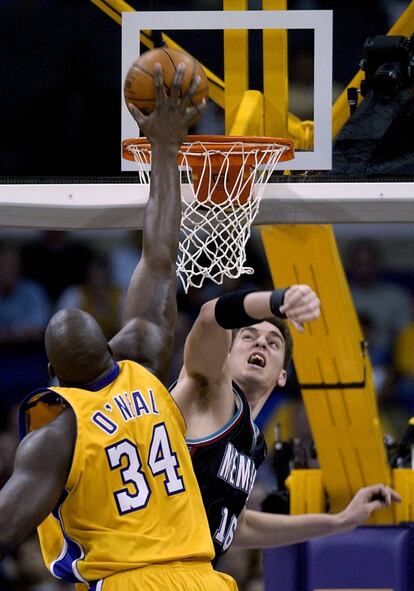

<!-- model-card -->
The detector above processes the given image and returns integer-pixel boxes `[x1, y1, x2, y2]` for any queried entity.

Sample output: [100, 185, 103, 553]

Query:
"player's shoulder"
[17, 406, 76, 471]
[30, 405, 76, 440]
[109, 318, 168, 375]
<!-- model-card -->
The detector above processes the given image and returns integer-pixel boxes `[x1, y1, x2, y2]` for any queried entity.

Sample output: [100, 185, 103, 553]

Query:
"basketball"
[124, 47, 209, 122]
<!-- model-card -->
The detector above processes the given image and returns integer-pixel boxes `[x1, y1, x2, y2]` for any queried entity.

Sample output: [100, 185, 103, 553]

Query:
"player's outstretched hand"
[279, 284, 320, 333]
[338, 484, 401, 531]
[127, 63, 206, 149]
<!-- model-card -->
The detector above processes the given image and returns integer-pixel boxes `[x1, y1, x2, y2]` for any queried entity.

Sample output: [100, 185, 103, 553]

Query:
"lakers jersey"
[19, 360, 214, 586]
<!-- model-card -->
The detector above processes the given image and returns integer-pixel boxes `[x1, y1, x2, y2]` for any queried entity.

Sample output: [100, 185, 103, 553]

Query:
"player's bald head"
[45, 309, 113, 385]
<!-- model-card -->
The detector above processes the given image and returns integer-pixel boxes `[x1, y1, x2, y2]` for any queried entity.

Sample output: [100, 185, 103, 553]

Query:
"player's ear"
[48, 363, 56, 378]
[276, 369, 287, 387]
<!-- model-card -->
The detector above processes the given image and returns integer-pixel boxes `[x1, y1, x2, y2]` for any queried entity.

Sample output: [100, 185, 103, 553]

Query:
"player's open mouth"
[247, 353, 266, 368]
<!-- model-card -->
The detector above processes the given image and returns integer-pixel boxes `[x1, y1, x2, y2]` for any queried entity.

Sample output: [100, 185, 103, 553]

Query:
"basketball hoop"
[123, 135, 294, 292]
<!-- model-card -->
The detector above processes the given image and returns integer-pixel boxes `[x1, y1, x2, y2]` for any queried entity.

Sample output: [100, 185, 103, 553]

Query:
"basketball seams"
[124, 47, 208, 119]
[129, 63, 155, 79]
[125, 65, 153, 103]
[160, 47, 182, 98]
[124, 98, 158, 103]
[160, 47, 179, 71]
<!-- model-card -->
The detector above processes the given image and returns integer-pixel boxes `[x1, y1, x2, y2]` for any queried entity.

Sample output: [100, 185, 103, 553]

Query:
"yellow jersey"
[20, 360, 214, 587]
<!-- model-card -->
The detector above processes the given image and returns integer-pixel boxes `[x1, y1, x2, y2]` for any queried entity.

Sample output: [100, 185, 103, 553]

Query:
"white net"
[125, 137, 293, 292]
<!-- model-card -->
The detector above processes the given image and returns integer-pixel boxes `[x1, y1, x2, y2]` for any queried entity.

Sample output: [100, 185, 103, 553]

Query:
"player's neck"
[234, 379, 273, 420]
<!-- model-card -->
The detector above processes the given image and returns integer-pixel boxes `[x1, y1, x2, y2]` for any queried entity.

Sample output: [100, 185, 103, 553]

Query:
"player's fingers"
[390, 489, 402, 503]
[380, 488, 391, 506]
[153, 63, 166, 105]
[283, 285, 317, 310]
[384, 486, 394, 505]
[170, 63, 186, 99]
[381, 485, 402, 504]
[366, 500, 384, 513]
[290, 319, 304, 333]
[364, 484, 397, 506]
[281, 301, 320, 321]
[185, 97, 207, 122]
[127, 102, 146, 125]
[181, 74, 201, 108]
[366, 483, 385, 494]
[280, 288, 302, 310]
[281, 298, 320, 314]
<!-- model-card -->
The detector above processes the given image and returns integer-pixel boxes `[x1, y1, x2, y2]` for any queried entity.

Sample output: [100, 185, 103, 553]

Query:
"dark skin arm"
[110, 64, 205, 384]
[0, 67, 203, 559]
[0, 408, 76, 557]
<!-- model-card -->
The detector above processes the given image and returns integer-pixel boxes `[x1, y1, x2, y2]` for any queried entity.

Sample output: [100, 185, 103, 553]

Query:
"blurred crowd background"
[1, 0, 414, 589]
[1, 223, 414, 591]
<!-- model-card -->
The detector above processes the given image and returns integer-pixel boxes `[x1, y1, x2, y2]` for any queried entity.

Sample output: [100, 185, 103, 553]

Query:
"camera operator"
[332, 34, 414, 176]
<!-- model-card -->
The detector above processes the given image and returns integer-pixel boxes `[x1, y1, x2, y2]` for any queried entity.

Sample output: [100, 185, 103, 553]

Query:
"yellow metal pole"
[223, 0, 249, 133]
[287, 113, 314, 151]
[393, 469, 414, 522]
[89, 0, 127, 24]
[262, 0, 288, 137]
[287, 470, 325, 515]
[97, 0, 134, 16]
[230, 90, 264, 136]
[259, 225, 393, 524]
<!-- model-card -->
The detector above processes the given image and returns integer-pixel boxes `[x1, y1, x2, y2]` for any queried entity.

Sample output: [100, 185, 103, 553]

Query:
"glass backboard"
[1, 1, 413, 227]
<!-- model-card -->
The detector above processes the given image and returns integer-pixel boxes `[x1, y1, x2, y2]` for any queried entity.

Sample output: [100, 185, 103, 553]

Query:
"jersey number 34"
[105, 422, 185, 515]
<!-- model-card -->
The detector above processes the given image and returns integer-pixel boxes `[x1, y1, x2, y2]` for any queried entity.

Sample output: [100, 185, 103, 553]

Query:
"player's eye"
[269, 340, 280, 348]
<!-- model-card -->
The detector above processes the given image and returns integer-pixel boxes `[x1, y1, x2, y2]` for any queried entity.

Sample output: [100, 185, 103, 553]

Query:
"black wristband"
[269, 288, 288, 319]
[214, 289, 259, 329]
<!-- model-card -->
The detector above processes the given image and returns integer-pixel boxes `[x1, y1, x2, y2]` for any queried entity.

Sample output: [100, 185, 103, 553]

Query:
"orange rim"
[122, 135, 295, 163]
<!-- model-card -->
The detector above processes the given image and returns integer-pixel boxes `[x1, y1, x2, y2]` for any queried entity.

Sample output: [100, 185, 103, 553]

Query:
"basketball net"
[123, 136, 294, 292]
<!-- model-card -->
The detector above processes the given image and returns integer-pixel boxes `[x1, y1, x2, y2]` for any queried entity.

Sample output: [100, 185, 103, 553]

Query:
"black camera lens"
[371, 62, 404, 99]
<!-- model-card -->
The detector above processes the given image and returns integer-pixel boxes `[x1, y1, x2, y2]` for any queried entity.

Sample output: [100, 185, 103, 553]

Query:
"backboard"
[1, 1, 414, 227]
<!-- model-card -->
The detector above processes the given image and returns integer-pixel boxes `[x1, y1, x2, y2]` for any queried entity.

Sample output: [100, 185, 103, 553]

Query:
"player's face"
[229, 321, 287, 394]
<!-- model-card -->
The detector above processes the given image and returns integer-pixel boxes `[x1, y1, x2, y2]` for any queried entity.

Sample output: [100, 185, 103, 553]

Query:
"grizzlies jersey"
[186, 384, 267, 565]
[19, 360, 214, 586]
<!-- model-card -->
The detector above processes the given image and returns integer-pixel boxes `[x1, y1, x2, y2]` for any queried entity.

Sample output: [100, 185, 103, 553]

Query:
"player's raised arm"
[182, 285, 320, 381]
[173, 286, 320, 415]
[110, 64, 206, 382]
[184, 285, 320, 382]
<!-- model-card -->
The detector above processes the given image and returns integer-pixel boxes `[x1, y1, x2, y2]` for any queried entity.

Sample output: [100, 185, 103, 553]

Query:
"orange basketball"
[124, 47, 209, 123]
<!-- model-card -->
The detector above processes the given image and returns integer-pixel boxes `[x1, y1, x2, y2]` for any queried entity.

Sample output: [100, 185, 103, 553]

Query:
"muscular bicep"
[114, 257, 177, 384]
[0, 408, 76, 554]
